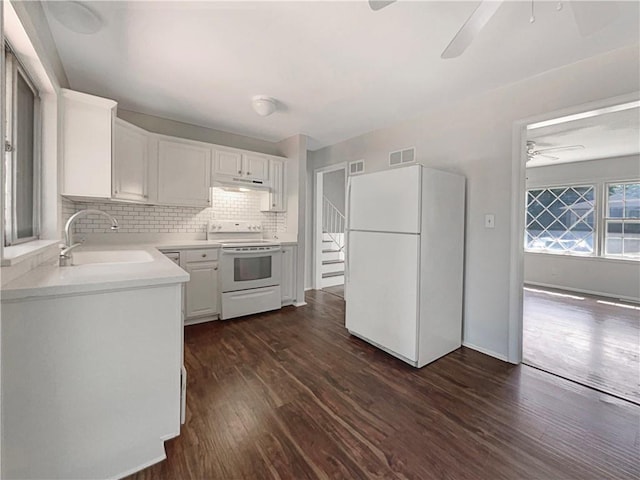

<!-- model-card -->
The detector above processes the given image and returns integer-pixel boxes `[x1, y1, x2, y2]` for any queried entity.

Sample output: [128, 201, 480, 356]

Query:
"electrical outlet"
[484, 214, 495, 229]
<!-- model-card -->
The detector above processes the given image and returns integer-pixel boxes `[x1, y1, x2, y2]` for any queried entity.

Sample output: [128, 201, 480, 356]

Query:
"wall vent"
[349, 160, 365, 175]
[389, 147, 416, 166]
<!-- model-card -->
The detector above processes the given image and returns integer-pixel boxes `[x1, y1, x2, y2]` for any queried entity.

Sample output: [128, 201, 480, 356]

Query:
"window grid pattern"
[525, 185, 595, 255]
[605, 182, 640, 259]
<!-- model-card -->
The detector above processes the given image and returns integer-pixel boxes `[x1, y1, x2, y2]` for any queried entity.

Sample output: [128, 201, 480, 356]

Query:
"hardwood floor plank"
[523, 285, 640, 403]
[127, 290, 640, 480]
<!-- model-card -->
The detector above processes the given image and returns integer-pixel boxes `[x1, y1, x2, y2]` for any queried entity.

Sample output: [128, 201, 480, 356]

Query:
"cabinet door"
[113, 120, 149, 202]
[61, 89, 116, 198]
[243, 154, 269, 181]
[270, 159, 286, 211]
[158, 140, 211, 207]
[185, 261, 219, 319]
[260, 158, 286, 212]
[213, 150, 243, 178]
[280, 246, 296, 306]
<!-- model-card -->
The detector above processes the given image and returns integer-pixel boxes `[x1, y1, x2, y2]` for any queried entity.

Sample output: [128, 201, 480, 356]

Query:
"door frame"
[313, 163, 347, 290]
[507, 91, 640, 364]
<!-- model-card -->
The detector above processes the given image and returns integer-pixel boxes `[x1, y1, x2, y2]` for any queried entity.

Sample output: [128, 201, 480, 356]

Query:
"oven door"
[220, 248, 281, 292]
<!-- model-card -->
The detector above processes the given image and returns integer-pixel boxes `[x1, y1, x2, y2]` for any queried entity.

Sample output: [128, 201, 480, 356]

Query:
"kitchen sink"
[71, 249, 154, 265]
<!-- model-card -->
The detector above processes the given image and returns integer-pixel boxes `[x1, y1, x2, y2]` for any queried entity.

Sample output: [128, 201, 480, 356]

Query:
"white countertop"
[1, 246, 189, 302]
[1, 238, 298, 302]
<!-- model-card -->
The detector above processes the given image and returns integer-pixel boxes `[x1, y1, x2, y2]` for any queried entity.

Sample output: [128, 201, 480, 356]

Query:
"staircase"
[321, 197, 345, 288]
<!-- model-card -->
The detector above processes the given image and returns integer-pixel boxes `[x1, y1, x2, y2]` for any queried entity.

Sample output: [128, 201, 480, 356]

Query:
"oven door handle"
[221, 249, 281, 256]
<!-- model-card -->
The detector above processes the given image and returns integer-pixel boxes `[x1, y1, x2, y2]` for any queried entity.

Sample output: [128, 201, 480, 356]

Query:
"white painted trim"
[313, 163, 347, 290]
[508, 91, 640, 366]
[293, 301, 307, 307]
[109, 452, 166, 480]
[525, 281, 640, 304]
[462, 342, 509, 363]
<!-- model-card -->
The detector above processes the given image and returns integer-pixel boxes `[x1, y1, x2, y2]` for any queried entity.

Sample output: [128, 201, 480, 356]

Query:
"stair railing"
[322, 196, 345, 252]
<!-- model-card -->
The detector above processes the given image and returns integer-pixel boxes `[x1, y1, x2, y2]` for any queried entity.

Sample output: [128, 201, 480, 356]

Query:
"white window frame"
[603, 180, 640, 260]
[4, 43, 41, 246]
[525, 183, 597, 256]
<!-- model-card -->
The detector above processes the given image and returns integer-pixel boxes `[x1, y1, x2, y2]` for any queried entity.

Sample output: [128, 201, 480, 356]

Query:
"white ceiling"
[44, 1, 640, 150]
[527, 105, 640, 167]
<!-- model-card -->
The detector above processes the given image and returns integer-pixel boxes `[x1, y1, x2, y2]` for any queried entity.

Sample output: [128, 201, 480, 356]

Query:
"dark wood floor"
[322, 283, 344, 298]
[523, 285, 640, 404]
[128, 290, 640, 480]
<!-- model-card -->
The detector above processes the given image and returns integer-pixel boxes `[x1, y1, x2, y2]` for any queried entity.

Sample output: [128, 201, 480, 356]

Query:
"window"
[605, 182, 640, 259]
[525, 185, 595, 255]
[4, 44, 40, 246]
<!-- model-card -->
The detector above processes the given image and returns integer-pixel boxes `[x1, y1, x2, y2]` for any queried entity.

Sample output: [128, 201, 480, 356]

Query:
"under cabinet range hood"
[212, 176, 272, 191]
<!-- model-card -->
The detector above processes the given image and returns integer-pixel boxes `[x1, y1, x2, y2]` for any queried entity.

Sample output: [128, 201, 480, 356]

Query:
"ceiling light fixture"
[251, 96, 277, 117]
[47, 1, 104, 35]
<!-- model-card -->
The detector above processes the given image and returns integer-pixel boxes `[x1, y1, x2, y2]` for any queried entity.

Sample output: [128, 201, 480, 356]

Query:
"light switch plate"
[485, 214, 495, 229]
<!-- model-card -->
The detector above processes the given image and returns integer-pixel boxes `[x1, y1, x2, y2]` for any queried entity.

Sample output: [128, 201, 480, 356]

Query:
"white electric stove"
[207, 221, 282, 320]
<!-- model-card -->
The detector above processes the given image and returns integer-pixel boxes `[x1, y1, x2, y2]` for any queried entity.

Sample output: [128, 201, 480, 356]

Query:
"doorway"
[513, 97, 640, 404]
[314, 164, 347, 298]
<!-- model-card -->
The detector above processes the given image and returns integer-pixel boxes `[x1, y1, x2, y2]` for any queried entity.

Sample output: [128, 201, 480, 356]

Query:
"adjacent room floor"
[523, 285, 640, 404]
[127, 290, 639, 479]
[321, 284, 344, 298]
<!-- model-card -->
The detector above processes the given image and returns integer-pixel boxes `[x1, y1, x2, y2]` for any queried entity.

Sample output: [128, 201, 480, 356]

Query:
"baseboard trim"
[293, 301, 307, 307]
[462, 342, 509, 363]
[525, 281, 640, 304]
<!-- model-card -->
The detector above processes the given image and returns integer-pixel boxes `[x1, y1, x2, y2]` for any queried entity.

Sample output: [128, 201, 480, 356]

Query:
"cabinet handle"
[201, 253, 207, 258]
[214, 267, 218, 271]
[144, 195, 148, 199]
[247, 172, 251, 175]
[272, 203, 276, 207]
[238, 170, 242, 174]
[114, 190, 118, 194]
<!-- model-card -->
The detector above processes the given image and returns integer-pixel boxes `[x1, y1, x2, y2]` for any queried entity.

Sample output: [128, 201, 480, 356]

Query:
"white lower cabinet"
[281, 245, 297, 306]
[183, 249, 219, 323]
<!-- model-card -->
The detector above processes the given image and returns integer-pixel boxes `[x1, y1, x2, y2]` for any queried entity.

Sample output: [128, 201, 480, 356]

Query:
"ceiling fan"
[368, 0, 620, 59]
[526, 141, 585, 162]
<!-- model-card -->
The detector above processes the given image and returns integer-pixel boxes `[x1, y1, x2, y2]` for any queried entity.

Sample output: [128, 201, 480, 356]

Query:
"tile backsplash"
[62, 189, 286, 236]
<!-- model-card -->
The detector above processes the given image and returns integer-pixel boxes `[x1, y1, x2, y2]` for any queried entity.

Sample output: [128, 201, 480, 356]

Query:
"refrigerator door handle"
[345, 178, 352, 283]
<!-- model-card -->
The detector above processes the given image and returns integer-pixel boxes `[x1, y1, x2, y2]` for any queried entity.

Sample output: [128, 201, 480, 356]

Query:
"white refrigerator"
[345, 164, 465, 368]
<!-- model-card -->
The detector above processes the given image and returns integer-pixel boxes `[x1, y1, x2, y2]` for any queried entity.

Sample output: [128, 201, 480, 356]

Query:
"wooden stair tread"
[322, 271, 345, 278]
[322, 259, 344, 265]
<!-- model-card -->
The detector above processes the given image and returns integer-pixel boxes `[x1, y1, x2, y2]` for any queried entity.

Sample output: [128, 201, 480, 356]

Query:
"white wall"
[323, 169, 346, 215]
[276, 135, 308, 305]
[118, 109, 282, 157]
[308, 45, 640, 360]
[524, 155, 640, 301]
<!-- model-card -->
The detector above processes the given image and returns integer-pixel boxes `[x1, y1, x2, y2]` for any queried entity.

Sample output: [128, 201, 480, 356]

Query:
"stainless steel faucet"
[60, 209, 119, 266]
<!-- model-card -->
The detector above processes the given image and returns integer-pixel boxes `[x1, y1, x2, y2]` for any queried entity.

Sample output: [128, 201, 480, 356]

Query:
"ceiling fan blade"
[441, 1, 504, 59]
[535, 145, 585, 154]
[570, 0, 620, 37]
[369, 0, 396, 11]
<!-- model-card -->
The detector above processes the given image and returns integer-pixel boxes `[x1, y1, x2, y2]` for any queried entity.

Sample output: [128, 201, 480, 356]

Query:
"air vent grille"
[389, 147, 416, 166]
[349, 160, 365, 175]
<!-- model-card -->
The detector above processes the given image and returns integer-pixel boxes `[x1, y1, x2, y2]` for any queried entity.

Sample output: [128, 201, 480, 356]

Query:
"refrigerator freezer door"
[345, 230, 419, 362]
[349, 164, 421, 234]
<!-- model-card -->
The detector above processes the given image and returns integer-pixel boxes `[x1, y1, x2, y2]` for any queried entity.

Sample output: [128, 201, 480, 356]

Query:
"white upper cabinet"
[214, 150, 243, 177]
[261, 158, 286, 212]
[158, 138, 212, 207]
[61, 89, 116, 199]
[112, 119, 149, 203]
[243, 154, 269, 182]
[213, 150, 270, 182]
